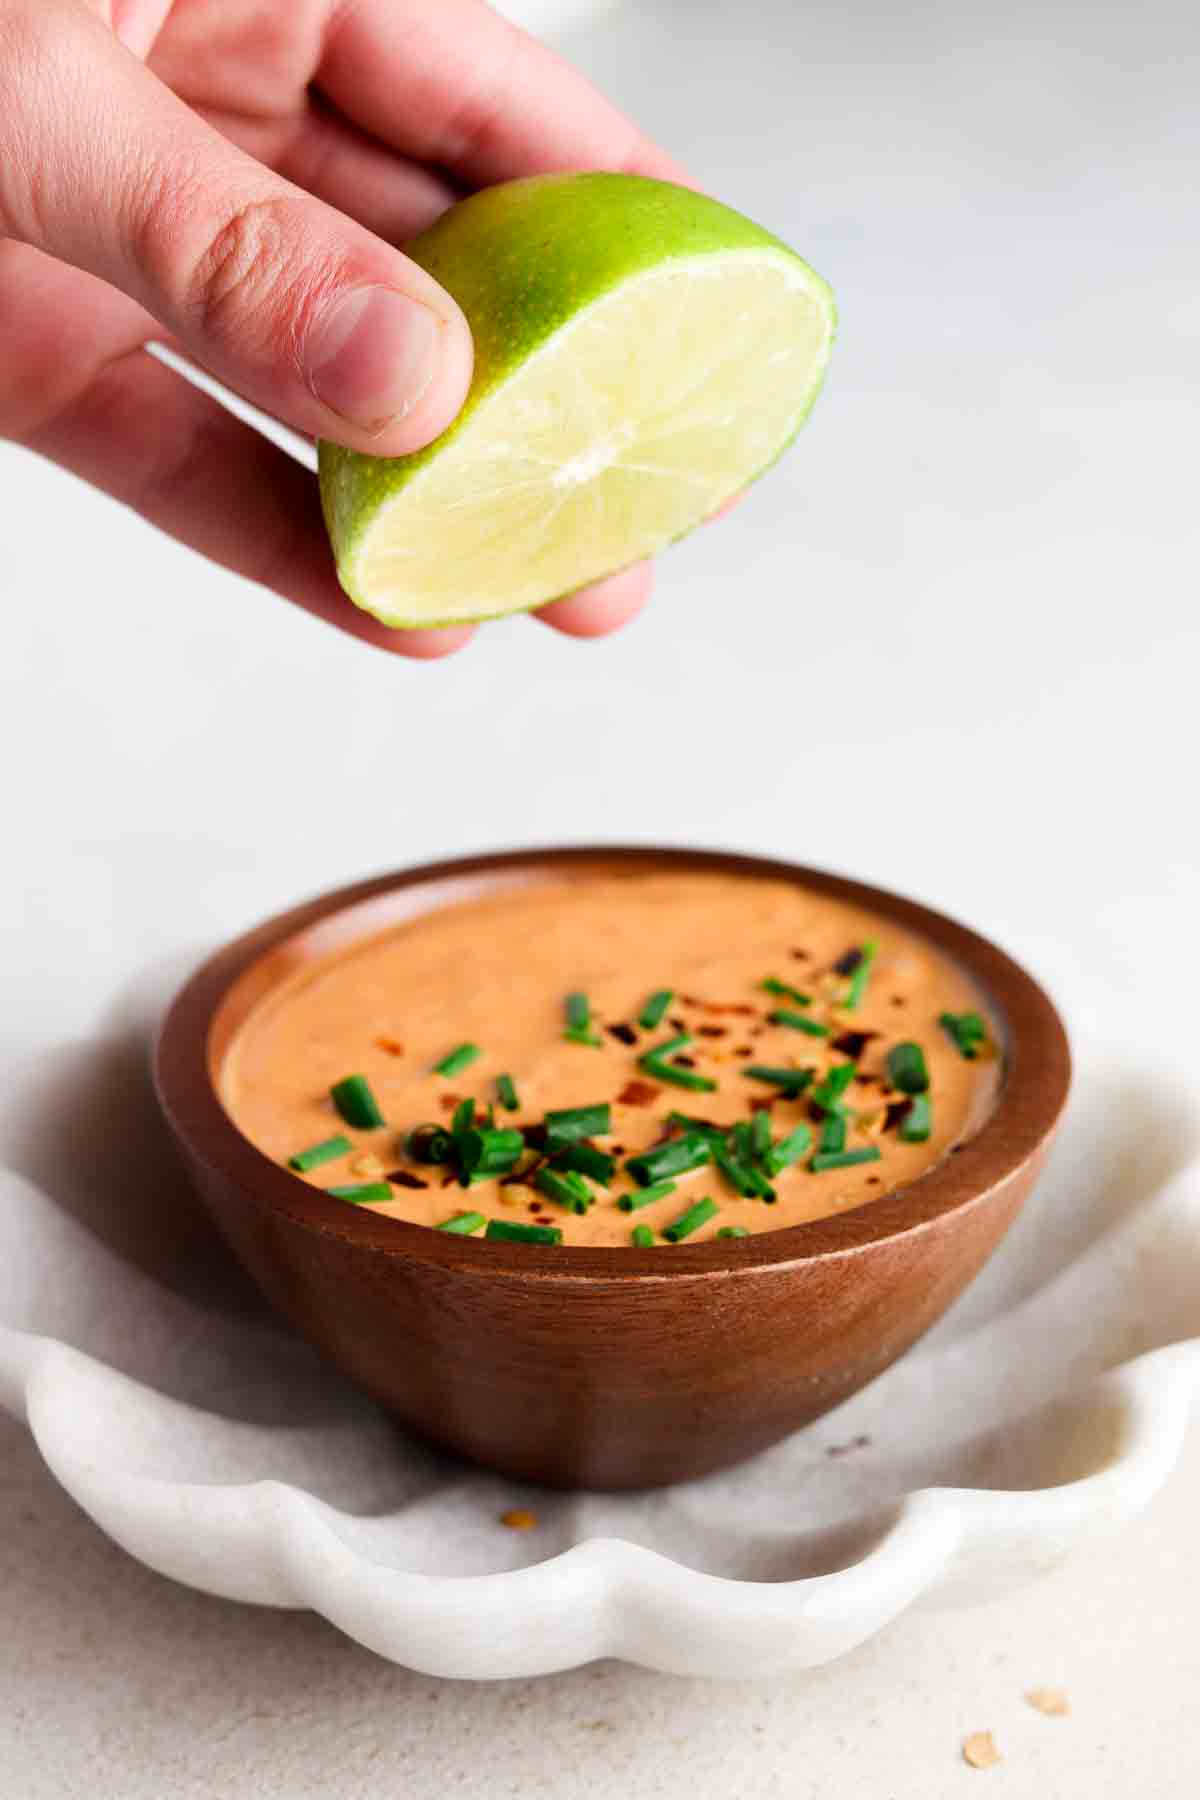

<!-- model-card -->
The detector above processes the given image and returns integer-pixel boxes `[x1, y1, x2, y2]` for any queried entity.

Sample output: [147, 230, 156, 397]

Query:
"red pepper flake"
[883, 1100, 911, 1132]
[790, 948, 811, 961]
[438, 1093, 462, 1113]
[375, 1036, 405, 1057]
[618, 1079, 661, 1107]
[673, 1054, 697, 1068]
[706, 1001, 757, 1016]
[697, 1024, 728, 1039]
[440, 1172, 458, 1187]
[384, 1170, 429, 1189]
[833, 946, 865, 976]
[832, 1030, 877, 1060]
[606, 1022, 638, 1046]
[735, 1045, 754, 1057]
[748, 1096, 776, 1113]
[890, 995, 906, 1008]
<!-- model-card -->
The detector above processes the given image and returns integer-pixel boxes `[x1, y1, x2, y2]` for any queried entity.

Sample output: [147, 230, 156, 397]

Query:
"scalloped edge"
[2, 1323, 1196, 1678]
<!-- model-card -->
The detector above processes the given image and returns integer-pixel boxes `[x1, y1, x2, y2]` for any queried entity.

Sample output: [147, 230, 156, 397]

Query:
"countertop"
[2, 0, 1198, 1792]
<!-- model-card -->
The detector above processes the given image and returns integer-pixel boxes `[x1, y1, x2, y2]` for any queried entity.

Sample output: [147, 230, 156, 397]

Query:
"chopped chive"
[751, 1108, 772, 1158]
[899, 1093, 933, 1143]
[617, 1178, 679, 1212]
[458, 1128, 525, 1181]
[761, 977, 811, 1006]
[562, 993, 601, 1044]
[769, 1009, 830, 1037]
[434, 1042, 481, 1078]
[553, 1142, 615, 1185]
[625, 1132, 712, 1187]
[730, 1119, 758, 1165]
[717, 1226, 750, 1239]
[544, 1103, 611, 1150]
[818, 1111, 847, 1155]
[764, 1123, 813, 1174]
[406, 1124, 454, 1165]
[639, 1033, 718, 1093]
[842, 939, 879, 1010]
[496, 1073, 520, 1112]
[326, 1182, 393, 1203]
[631, 1225, 656, 1247]
[743, 1065, 814, 1095]
[451, 1098, 476, 1137]
[887, 1041, 930, 1095]
[535, 1166, 595, 1214]
[663, 1197, 719, 1242]
[638, 988, 674, 1030]
[810, 1146, 883, 1173]
[714, 1142, 776, 1201]
[666, 1112, 729, 1142]
[330, 1074, 385, 1129]
[811, 1062, 857, 1114]
[485, 1219, 563, 1245]
[939, 1010, 988, 1059]
[436, 1211, 486, 1234]
[287, 1134, 352, 1172]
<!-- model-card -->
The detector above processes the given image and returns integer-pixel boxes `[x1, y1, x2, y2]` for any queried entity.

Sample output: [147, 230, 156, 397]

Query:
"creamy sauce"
[220, 873, 999, 1245]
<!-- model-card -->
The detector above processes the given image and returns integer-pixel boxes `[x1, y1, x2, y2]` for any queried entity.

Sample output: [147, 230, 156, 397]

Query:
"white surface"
[2, 0, 1199, 1786]
[3, 1066, 1198, 1678]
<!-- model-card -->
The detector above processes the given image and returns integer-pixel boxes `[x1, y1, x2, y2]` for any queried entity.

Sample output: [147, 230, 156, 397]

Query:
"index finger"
[318, 0, 690, 190]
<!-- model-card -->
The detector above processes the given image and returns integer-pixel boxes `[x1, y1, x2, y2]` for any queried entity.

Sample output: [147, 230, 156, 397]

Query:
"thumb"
[0, 4, 473, 452]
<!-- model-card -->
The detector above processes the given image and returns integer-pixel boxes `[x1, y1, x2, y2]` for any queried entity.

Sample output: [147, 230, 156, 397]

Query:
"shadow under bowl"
[153, 846, 1071, 1491]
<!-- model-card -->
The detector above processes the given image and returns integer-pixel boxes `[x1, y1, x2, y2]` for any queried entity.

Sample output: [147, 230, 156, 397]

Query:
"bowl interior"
[160, 846, 1071, 1276]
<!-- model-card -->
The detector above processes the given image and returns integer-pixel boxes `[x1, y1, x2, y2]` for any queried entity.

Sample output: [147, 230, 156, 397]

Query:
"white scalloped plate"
[1, 1040, 1198, 1679]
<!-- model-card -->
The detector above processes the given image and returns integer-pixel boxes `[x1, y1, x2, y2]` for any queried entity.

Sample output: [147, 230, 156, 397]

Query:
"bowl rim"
[153, 844, 1072, 1279]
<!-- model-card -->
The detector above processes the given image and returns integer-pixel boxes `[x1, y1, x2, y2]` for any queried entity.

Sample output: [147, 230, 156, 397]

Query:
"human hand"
[0, 0, 689, 656]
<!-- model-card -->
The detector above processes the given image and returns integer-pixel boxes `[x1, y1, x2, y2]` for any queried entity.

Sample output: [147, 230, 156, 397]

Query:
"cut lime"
[318, 174, 835, 627]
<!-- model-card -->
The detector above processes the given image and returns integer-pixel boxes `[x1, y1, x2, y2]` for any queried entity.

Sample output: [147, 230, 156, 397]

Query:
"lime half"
[318, 174, 835, 627]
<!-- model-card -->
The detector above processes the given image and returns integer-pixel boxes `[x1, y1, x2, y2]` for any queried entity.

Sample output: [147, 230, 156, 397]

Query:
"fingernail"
[307, 286, 441, 434]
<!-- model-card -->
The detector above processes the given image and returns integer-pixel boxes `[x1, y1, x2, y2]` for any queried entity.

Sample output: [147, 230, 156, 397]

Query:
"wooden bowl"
[154, 847, 1070, 1491]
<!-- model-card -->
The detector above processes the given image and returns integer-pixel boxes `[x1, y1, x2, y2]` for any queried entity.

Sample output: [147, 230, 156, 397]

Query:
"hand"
[0, 0, 688, 657]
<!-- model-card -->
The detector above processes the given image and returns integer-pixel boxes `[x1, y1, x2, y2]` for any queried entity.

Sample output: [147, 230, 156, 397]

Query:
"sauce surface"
[220, 872, 999, 1245]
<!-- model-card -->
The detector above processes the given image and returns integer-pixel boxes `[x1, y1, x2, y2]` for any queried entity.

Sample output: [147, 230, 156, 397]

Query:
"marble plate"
[0, 1031, 1197, 1679]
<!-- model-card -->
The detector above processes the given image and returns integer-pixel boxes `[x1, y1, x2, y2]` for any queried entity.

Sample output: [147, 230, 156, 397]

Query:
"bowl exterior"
[169, 1134, 1048, 1489]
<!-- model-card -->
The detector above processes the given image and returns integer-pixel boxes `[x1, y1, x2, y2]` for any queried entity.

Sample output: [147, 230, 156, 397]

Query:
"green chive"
[625, 1132, 712, 1187]
[842, 939, 879, 1011]
[617, 1178, 679, 1212]
[663, 1197, 719, 1242]
[434, 1043, 480, 1078]
[496, 1073, 520, 1112]
[939, 1010, 988, 1059]
[406, 1123, 454, 1164]
[810, 1146, 883, 1173]
[436, 1211, 486, 1234]
[751, 1109, 772, 1158]
[553, 1142, 615, 1185]
[714, 1142, 776, 1201]
[544, 1103, 611, 1150]
[811, 1062, 857, 1114]
[666, 1112, 729, 1141]
[485, 1219, 563, 1245]
[287, 1134, 352, 1172]
[900, 1093, 933, 1143]
[764, 1123, 813, 1175]
[564, 1026, 603, 1046]
[451, 1098, 476, 1137]
[458, 1128, 525, 1181]
[562, 993, 601, 1044]
[330, 1074, 385, 1129]
[819, 1111, 847, 1155]
[326, 1182, 393, 1203]
[769, 1009, 830, 1037]
[638, 988, 673, 1030]
[761, 977, 811, 1005]
[631, 1225, 656, 1247]
[717, 1226, 750, 1239]
[743, 1065, 814, 1095]
[887, 1042, 930, 1094]
[639, 1033, 718, 1093]
[535, 1166, 594, 1214]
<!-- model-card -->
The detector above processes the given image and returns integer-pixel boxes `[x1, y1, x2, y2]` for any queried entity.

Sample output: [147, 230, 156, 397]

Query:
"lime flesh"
[319, 175, 835, 627]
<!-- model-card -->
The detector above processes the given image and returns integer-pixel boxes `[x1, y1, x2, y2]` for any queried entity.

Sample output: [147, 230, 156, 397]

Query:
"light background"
[2, 0, 1198, 1792]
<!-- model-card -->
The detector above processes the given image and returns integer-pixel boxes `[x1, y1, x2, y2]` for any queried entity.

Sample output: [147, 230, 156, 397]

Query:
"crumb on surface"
[962, 1731, 1002, 1769]
[500, 1508, 539, 1532]
[1026, 1688, 1069, 1717]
